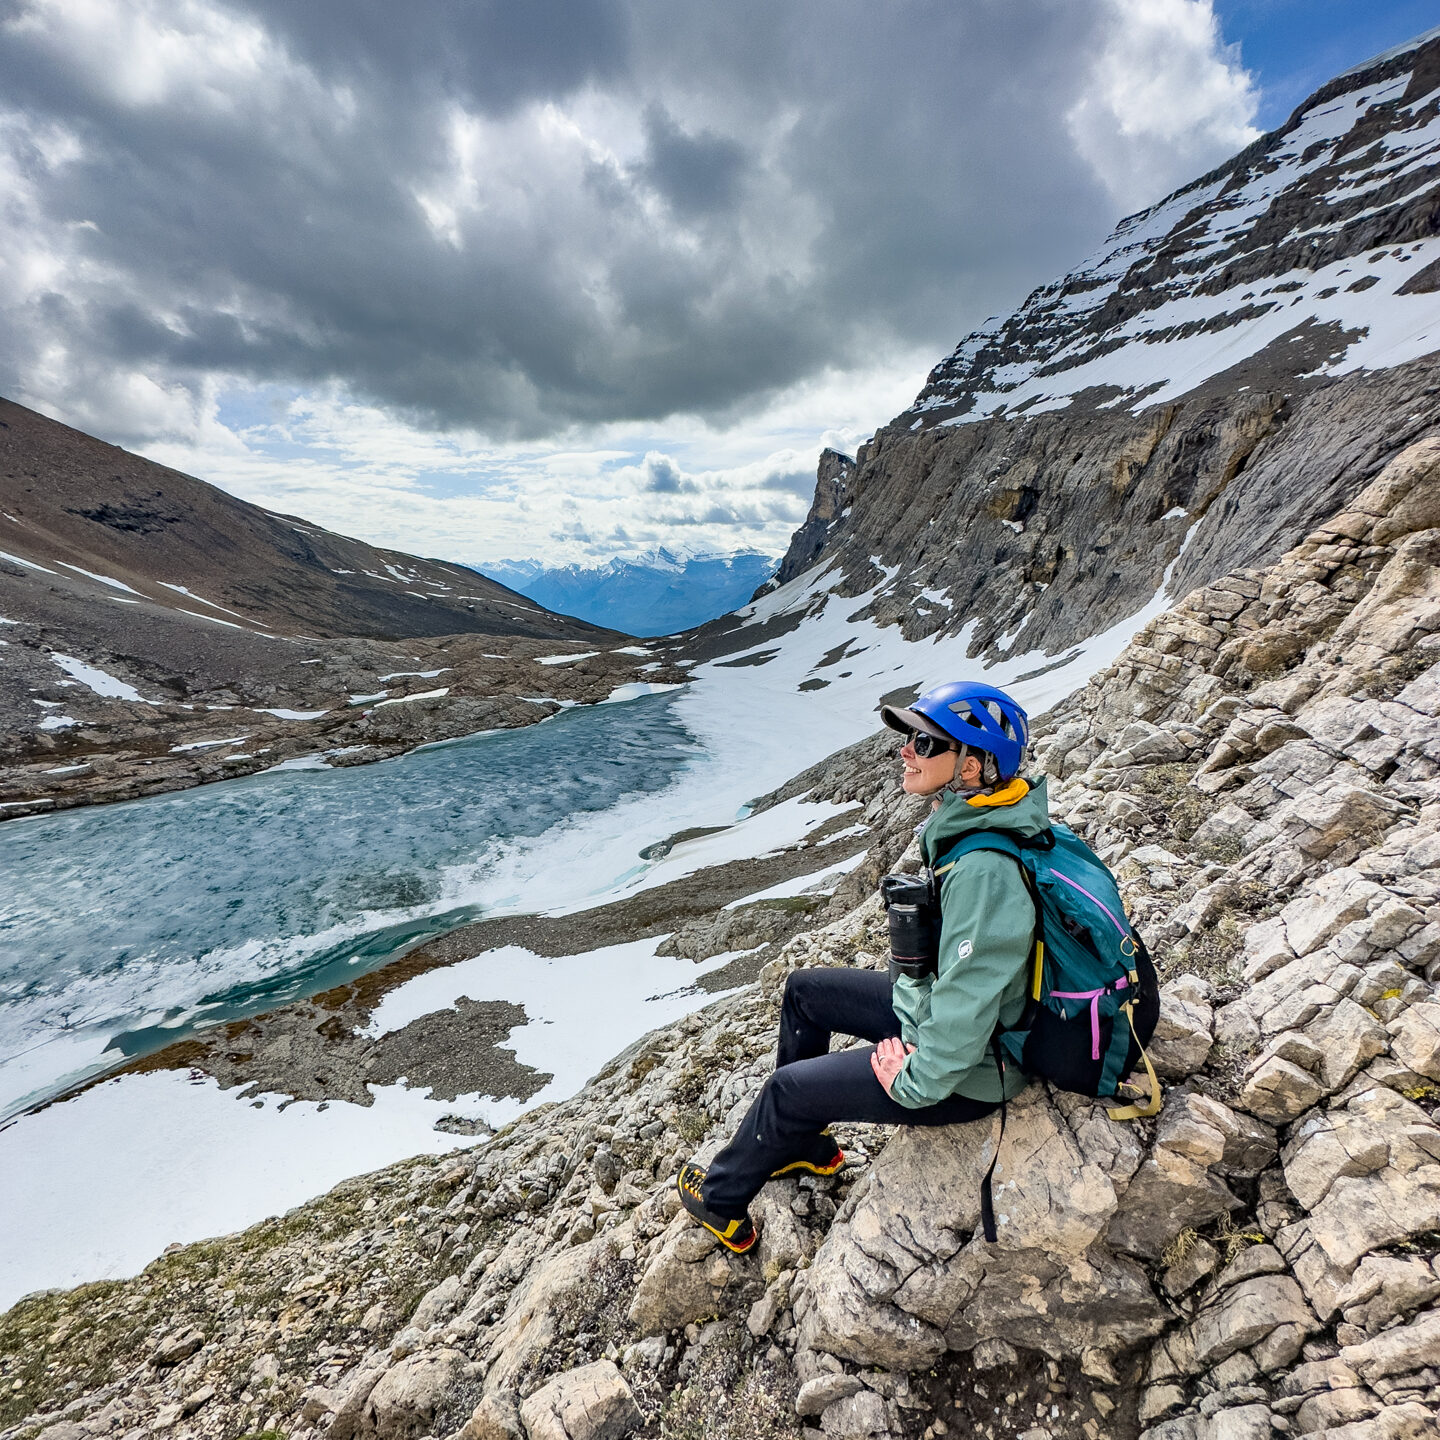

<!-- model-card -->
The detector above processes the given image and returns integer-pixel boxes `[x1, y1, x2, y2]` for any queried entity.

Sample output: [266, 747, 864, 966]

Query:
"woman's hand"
[871, 1036, 917, 1096]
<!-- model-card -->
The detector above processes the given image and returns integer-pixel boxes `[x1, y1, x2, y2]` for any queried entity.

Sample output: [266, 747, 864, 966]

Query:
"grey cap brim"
[880, 705, 953, 743]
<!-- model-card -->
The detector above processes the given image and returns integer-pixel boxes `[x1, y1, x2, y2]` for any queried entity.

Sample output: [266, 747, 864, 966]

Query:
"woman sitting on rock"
[677, 680, 1044, 1252]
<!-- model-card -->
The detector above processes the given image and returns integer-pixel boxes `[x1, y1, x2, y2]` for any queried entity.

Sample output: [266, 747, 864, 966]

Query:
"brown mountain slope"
[0, 395, 598, 643]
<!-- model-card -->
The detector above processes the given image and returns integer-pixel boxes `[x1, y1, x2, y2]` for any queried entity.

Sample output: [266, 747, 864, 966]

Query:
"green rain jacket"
[888, 775, 1052, 1107]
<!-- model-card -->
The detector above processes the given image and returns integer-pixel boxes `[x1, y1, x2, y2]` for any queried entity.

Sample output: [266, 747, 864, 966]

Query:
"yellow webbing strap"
[1105, 1002, 1163, 1121]
[1031, 939, 1044, 1002]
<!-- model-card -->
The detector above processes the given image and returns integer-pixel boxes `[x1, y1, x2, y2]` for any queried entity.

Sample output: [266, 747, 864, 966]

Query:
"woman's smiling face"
[899, 734, 958, 795]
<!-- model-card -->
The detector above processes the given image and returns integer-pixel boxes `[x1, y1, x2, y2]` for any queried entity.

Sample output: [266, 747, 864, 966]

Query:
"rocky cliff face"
[754, 34, 1440, 670]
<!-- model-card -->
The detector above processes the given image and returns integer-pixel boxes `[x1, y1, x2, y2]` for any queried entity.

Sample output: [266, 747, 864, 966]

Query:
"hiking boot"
[769, 1132, 845, 1179]
[676, 1161, 756, 1253]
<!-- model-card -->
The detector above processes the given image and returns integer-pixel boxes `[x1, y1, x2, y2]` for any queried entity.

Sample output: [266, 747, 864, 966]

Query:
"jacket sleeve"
[887, 851, 1032, 1109]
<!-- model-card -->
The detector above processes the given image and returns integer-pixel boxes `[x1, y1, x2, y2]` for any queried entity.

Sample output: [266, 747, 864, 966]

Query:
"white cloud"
[1068, 0, 1260, 213]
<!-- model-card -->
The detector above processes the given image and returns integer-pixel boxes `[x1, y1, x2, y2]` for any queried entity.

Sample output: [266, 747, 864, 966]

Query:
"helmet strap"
[947, 743, 1002, 794]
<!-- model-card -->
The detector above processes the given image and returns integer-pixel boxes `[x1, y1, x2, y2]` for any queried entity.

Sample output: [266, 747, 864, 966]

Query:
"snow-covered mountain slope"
[481, 550, 777, 636]
[912, 27, 1440, 426]
[701, 30, 1440, 713]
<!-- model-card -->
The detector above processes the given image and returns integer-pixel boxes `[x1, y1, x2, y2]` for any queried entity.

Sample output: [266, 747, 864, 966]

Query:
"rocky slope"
[7, 432, 1440, 1440]
[0, 398, 684, 815]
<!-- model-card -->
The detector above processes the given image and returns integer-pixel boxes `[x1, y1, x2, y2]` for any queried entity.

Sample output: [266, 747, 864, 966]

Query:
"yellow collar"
[965, 776, 1030, 808]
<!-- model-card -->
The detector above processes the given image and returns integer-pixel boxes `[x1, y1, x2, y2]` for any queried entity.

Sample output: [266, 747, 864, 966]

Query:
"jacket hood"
[920, 774, 1052, 863]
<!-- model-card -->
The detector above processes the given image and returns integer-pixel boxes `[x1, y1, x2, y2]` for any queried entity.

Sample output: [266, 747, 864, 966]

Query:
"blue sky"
[1217, 0, 1440, 128]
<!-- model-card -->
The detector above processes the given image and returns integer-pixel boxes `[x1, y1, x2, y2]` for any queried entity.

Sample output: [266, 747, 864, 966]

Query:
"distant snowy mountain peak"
[479, 550, 778, 636]
[909, 29, 1440, 427]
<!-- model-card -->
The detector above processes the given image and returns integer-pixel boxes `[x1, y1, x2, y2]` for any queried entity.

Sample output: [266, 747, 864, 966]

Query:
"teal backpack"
[933, 824, 1162, 1238]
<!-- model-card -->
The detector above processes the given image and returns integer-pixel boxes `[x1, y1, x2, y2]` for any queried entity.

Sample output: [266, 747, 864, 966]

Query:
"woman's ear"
[959, 752, 984, 785]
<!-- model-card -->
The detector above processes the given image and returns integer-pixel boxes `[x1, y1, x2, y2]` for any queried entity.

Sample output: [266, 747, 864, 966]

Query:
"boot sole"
[697, 1218, 758, 1253]
[769, 1151, 846, 1178]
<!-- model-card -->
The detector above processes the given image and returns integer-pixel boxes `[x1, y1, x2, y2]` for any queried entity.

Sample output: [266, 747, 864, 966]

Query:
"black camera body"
[880, 871, 941, 984]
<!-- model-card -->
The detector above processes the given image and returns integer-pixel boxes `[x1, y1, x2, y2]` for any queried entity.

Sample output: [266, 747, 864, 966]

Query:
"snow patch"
[50, 653, 153, 703]
[169, 735, 250, 753]
[57, 563, 141, 594]
[372, 688, 450, 707]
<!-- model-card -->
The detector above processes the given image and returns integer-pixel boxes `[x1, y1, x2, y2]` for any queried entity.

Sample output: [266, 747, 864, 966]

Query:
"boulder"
[1338, 1309, 1440, 1382]
[458, 1392, 525, 1440]
[1283, 1111, 1391, 1212]
[329, 1362, 391, 1440]
[1107, 1095, 1240, 1258]
[1188, 1275, 1317, 1368]
[1150, 978, 1215, 1080]
[1239, 1054, 1325, 1123]
[795, 1374, 864, 1417]
[1389, 1001, 1440, 1081]
[1297, 1086, 1440, 1271]
[485, 1243, 601, 1394]
[518, 1361, 640, 1440]
[1279, 874, 1388, 958]
[411, 1274, 464, 1330]
[150, 1326, 205, 1365]
[818, 1389, 900, 1439]
[799, 1089, 1166, 1368]
[628, 1212, 764, 1336]
[1198, 1404, 1271, 1440]
[363, 1349, 464, 1440]
[1305, 1001, 1389, 1092]
[1337, 1256, 1440, 1333]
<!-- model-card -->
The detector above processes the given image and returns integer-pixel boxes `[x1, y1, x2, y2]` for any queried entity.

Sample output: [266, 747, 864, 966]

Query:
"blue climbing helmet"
[881, 680, 1029, 778]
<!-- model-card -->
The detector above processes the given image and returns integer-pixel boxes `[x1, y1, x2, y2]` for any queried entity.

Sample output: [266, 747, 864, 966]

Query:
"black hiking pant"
[701, 967, 999, 1218]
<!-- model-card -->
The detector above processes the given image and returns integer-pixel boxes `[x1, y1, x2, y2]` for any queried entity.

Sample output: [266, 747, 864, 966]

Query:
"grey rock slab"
[818, 1390, 898, 1439]
[1311, 1404, 1438, 1439]
[627, 1212, 763, 1337]
[800, 1090, 1166, 1366]
[148, 1327, 205, 1366]
[1295, 1389, 1383, 1434]
[795, 1375, 864, 1418]
[363, 1349, 465, 1440]
[1389, 1000, 1440, 1081]
[1240, 1054, 1325, 1123]
[1280, 874, 1390, 957]
[1305, 1000, 1390, 1092]
[327, 1362, 391, 1440]
[1189, 1274, 1317, 1368]
[1339, 1310, 1440, 1382]
[1196, 1404, 1271, 1440]
[410, 1275, 464, 1331]
[1337, 1256, 1440, 1333]
[1284, 1110, 1392, 1212]
[1213, 1242, 1288, 1291]
[457, 1392, 524, 1440]
[518, 1361, 640, 1440]
[1106, 1143, 1239, 1260]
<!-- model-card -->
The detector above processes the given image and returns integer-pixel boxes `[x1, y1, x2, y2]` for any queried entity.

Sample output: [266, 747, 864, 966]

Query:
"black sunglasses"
[903, 729, 957, 759]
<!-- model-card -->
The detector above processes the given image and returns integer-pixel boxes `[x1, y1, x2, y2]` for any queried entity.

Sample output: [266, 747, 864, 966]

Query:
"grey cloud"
[637, 104, 748, 217]
[643, 454, 693, 491]
[0, 0, 1254, 443]
[760, 468, 815, 495]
